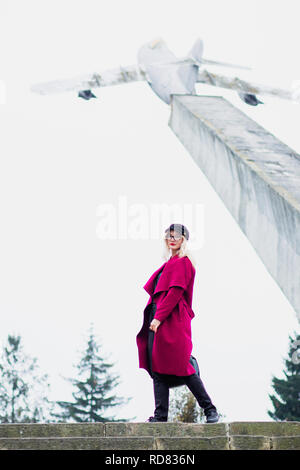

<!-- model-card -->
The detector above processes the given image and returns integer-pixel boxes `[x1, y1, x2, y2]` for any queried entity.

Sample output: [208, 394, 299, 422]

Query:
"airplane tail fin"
[187, 37, 251, 70]
[187, 38, 204, 65]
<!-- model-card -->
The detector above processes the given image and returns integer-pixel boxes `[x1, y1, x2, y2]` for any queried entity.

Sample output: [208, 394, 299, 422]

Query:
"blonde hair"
[162, 233, 197, 269]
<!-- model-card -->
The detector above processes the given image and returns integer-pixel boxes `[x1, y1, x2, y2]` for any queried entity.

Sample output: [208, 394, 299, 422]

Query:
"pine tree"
[0, 334, 52, 423]
[169, 387, 205, 423]
[53, 325, 132, 422]
[268, 331, 300, 421]
[169, 386, 225, 423]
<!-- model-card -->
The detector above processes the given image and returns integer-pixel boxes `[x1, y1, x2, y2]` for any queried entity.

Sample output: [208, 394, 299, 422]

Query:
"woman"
[136, 223, 219, 423]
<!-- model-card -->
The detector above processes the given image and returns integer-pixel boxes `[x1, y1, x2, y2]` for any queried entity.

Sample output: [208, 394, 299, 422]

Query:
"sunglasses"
[165, 235, 182, 241]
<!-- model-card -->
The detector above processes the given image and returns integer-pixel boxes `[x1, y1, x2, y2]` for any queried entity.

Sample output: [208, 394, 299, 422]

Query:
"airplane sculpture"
[31, 37, 299, 106]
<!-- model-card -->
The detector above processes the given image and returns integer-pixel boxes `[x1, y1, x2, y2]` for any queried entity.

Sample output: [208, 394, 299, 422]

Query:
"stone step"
[0, 422, 298, 450]
[0, 435, 299, 450]
[0, 436, 229, 450]
[0, 421, 299, 438]
[0, 422, 227, 438]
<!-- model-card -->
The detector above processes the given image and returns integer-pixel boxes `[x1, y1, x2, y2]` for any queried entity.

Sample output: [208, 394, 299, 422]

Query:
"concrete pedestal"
[169, 95, 300, 323]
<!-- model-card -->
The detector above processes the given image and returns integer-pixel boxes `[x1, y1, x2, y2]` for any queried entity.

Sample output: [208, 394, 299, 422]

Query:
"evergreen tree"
[169, 387, 205, 423]
[0, 334, 52, 423]
[53, 325, 132, 422]
[268, 331, 300, 421]
[169, 386, 225, 423]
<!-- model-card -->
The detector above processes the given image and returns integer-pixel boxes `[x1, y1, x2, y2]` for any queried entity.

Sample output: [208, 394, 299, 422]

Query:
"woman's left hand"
[149, 319, 161, 333]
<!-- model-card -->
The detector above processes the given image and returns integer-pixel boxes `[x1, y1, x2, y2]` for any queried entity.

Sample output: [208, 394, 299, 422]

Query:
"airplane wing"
[30, 64, 147, 95]
[30, 61, 297, 104]
[196, 69, 295, 102]
[30, 37, 249, 97]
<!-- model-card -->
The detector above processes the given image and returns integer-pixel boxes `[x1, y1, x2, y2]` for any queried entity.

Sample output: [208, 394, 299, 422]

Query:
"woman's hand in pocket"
[149, 319, 161, 333]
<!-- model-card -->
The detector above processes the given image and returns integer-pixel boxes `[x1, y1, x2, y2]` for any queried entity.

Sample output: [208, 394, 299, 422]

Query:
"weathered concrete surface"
[229, 435, 270, 450]
[155, 436, 229, 450]
[0, 422, 299, 450]
[0, 422, 105, 438]
[0, 437, 156, 450]
[271, 436, 300, 450]
[105, 422, 227, 437]
[169, 95, 300, 323]
[230, 421, 300, 436]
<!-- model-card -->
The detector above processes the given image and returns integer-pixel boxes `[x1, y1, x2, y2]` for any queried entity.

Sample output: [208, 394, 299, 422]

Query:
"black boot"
[146, 416, 166, 422]
[206, 410, 219, 423]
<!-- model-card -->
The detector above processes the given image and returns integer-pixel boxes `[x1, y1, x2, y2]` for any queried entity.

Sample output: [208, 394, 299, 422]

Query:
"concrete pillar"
[169, 94, 300, 323]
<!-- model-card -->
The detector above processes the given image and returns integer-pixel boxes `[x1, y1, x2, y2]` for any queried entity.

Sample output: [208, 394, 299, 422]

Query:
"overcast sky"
[0, 0, 299, 423]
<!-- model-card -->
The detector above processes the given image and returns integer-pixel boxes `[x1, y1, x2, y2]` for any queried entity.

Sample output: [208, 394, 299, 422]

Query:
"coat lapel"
[143, 254, 184, 297]
[143, 261, 167, 296]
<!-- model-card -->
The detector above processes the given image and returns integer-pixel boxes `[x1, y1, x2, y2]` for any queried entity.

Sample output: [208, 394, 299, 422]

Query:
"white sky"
[0, 0, 299, 423]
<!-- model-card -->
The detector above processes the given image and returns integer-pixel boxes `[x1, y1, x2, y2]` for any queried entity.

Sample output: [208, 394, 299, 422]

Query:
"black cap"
[164, 223, 189, 240]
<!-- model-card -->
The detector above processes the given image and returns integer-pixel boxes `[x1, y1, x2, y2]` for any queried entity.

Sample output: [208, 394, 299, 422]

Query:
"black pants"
[148, 327, 217, 422]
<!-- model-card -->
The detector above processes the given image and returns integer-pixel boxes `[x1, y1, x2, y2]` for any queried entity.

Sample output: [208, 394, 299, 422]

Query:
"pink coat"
[136, 254, 196, 377]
